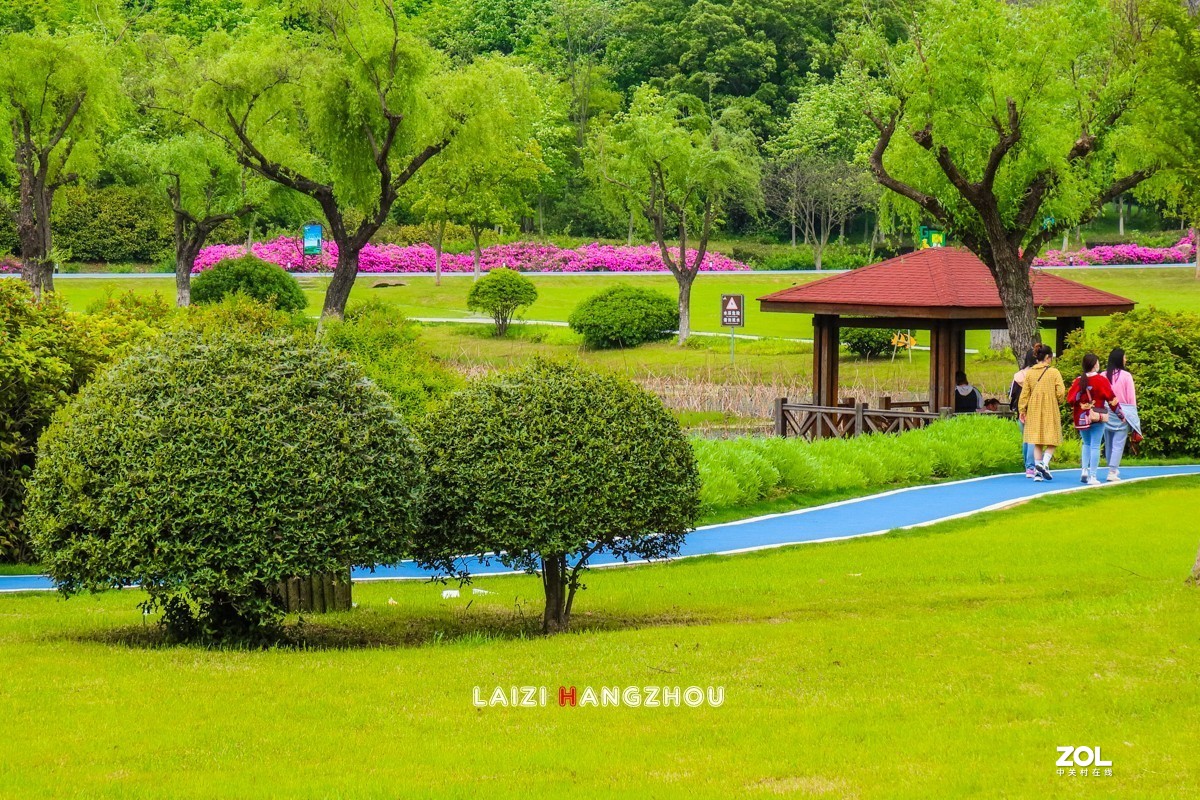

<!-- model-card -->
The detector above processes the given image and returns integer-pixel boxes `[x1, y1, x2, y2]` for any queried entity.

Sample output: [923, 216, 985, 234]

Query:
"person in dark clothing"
[954, 370, 983, 413]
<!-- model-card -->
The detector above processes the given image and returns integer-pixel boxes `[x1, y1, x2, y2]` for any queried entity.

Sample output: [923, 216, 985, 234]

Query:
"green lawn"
[2, 478, 1198, 798]
[50, 265, 1200, 337]
[41, 266, 1200, 404]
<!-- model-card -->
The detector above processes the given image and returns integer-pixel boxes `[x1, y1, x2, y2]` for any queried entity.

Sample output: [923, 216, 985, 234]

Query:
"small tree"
[407, 57, 546, 284]
[415, 359, 700, 633]
[0, 28, 118, 297]
[25, 330, 424, 642]
[594, 87, 760, 343]
[466, 267, 537, 336]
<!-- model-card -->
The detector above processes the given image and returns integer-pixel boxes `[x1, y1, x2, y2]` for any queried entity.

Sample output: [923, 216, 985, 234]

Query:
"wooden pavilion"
[758, 248, 1134, 436]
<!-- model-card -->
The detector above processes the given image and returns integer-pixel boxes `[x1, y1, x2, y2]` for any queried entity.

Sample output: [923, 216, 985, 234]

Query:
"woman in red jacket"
[1067, 353, 1118, 486]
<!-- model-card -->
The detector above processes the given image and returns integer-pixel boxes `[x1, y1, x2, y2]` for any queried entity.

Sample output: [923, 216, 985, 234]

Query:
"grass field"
[2, 478, 1198, 798]
[41, 267, 1200, 407]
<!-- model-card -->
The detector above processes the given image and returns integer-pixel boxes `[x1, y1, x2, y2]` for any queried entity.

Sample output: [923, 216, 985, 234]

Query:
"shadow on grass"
[56, 602, 718, 651]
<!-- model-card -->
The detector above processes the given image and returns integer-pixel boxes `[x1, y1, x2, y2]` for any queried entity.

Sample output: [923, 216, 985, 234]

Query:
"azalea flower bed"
[1033, 232, 1195, 266]
[193, 238, 750, 274]
[0, 257, 19, 274]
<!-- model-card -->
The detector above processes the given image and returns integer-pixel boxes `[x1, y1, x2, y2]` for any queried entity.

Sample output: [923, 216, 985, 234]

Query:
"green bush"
[191, 255, 308, 312]
[1063, 307, 1200, 456]
[568, 285, 679, 349]
[53, 185, 173, 263]
[466, 268, 537, 336]
[692, 415, 1023, 513]
[25, 330, 424, 642]
[842, 327, 896, 358]
[414, 359, 700, 633]
[321, 300, 460, 417]
[0, 281, 157, 562]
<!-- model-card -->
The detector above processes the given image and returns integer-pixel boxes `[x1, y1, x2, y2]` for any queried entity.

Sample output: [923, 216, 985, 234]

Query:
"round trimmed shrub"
[842, 327, 895, 358]
[25, 329, 423, 642]
[466, 268, 538, 336]
[191, 254, 307, 312]
[1063, 307, 1200, 456]
[567, 285, 679, 348]
[414, 359, 700, 633]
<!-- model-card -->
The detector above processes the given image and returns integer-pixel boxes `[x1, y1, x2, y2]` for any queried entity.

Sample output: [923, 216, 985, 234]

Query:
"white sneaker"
[1087, 476, 1102, 486]
[1107, 470, 1121, 482]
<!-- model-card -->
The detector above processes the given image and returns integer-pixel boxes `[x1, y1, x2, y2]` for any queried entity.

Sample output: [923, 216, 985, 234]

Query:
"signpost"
[721, 294, 744, 363]
[919, 225, 945, 248]
[302, 223, 323, 271]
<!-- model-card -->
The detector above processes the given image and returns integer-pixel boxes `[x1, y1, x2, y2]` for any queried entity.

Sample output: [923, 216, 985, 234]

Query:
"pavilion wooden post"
[812, 314, 841, 408]
[927, 322, 968, 412]
[1055, 316, 1084, 357]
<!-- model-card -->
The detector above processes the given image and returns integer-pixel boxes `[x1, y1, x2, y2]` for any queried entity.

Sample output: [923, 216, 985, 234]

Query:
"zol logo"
[1056, 746, 1112, 767]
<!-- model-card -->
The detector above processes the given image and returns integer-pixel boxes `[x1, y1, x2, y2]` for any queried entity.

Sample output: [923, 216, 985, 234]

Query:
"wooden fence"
[773, 397, 1014, 440]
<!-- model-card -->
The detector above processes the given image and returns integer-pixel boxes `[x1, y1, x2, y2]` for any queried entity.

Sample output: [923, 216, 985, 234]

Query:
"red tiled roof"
[757, 247, 1134, 318]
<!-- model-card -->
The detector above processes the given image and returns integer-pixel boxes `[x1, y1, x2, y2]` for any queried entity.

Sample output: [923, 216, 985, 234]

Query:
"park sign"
[303, 223, 323, 256]
[721, 294, 745, 328]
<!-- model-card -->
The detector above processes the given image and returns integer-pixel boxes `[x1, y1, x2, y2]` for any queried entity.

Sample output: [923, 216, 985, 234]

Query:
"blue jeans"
[1104, 404, 1138, 470]
[1019, 421, 1035, 470]
[1080, 424, 1104, 476]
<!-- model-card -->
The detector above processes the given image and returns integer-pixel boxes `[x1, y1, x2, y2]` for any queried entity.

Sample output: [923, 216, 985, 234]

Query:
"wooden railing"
[773, 398, 1014, 440]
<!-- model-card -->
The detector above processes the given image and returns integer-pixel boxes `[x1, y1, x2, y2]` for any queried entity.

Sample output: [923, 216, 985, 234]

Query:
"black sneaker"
[1080, 474, 1088, 484]
[1035, 463, 1054, 481]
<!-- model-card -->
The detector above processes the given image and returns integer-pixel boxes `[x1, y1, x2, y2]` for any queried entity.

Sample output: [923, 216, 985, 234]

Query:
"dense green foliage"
[321, 301, 460, 416]
[53, 185, 173, 263]
[841, 327, 894, 358]
[0, 282, 155, 561]
[1064, 307, 1200, 457]
[693, 415, 1023, 512]
[465, 268, 538, 335]
[191, 255, 307, 312]
[414, 359, 700, 631]
[25, 330, 424, 641]
[567, 284, 679, 348]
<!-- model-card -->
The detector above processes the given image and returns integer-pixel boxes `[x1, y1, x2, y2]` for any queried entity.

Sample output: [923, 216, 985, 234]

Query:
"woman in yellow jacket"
[1018, 343, 1066, 482]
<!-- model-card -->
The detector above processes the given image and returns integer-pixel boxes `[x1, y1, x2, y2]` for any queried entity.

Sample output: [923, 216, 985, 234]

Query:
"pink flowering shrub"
[1034, 232, 1196, 266]
[0, 256, 20, 274]
[194, 238, 751, 274]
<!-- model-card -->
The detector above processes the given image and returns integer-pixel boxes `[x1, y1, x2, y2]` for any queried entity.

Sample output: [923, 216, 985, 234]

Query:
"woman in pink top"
[1103, 348, 1140, 482]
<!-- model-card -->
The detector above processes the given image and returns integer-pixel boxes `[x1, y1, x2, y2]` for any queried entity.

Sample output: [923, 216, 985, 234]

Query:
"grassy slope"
[1, 478, 1199, 799]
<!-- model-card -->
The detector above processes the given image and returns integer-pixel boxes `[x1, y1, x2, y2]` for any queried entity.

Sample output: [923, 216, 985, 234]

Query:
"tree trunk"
[17, 167, 53, 299]
[471, 226, 482, 281]
[627, 210, 634, 247]
[989, 246, 1041, 362]
[541, 554, 569, 634]
[434, 219, 446, 287]
[990, 328, 1010, 352]
[176, 251, 194, 307]
[1118, 196, 1125, 236]
[676, 273, 694, 345]
[321, 243, 359, 323]
[790, 220, 796, 247]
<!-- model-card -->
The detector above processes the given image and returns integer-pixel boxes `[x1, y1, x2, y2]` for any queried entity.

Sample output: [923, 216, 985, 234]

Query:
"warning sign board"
[721, 294, 744, 327]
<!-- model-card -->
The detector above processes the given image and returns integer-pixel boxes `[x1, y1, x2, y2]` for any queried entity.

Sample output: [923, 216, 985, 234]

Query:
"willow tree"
[0, 28, 117, 297]
[594, 87, 760, 343]
[1136, 0, 1200, 280]
[188, 2, 474, 322]
[852, 0, 1160, 358]
[406, 58, 546, 284]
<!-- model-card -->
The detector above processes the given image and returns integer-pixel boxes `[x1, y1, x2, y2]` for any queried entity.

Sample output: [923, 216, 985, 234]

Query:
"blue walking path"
[4, 465, 1199, 594]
